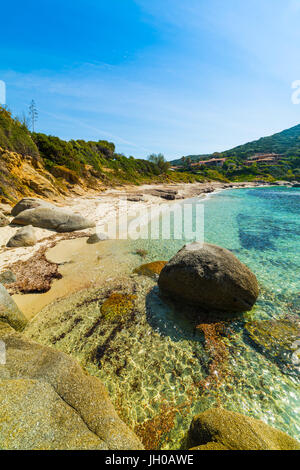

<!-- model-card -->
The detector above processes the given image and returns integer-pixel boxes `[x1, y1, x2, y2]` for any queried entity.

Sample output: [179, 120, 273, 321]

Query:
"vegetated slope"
[0, 107, 204, 203]
[219, 123, 300, 160]
[170, 124, 300, 182]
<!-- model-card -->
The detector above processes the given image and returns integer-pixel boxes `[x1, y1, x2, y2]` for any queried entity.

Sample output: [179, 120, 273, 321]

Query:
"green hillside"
[170, 124, 300, 182]
[0, 106, 205, 202]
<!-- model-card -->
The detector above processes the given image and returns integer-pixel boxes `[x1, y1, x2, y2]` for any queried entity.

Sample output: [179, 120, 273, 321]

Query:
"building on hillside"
[244, 156, 281, 166]
[191, 158, 227, 168]
[247, 153, 284, 163]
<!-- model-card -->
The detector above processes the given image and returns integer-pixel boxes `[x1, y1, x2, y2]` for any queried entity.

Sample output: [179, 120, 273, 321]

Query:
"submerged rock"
[7, 225, 37, 247]
[101, 293, 136, 321]
[11, 197, 53, 217]
[12, 206, 95, 232]
[134, 261, 167, 279]
[0, 283, 28, 331]
[188, 408, 300, 450]
[158, 242, 259, 313]
[245, 318, 300, 377]
[0, 322, 143, 450]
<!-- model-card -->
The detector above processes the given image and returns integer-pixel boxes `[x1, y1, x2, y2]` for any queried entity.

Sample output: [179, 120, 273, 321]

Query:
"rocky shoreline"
[0, 181, 299, 450]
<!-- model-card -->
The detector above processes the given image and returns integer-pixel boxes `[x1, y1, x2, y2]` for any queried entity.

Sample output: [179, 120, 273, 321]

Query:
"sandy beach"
[0, 181, 267, 270]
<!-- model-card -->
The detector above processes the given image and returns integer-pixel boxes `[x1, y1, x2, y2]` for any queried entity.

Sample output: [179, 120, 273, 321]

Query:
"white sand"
[0, 181, 268, 270]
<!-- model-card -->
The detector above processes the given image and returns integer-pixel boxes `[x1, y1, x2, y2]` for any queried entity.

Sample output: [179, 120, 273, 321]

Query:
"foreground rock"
[0, 322, 143, 450]
[12, 206, 95, 232]
[0, 283, 28, 331]
[7, 225, 37, 247]
[158, 242, 259, 313]
[188, 408, 300, 450]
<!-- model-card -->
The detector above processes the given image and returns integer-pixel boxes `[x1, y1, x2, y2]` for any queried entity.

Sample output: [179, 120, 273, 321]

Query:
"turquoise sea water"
[128, 186, 300, 445]
[28, 186, 300, 449]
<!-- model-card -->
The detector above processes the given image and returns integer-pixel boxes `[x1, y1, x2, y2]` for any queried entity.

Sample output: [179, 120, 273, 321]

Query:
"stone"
[0, 323, 143, 450]
[87, 232, 109, 244]
[0, 283, 28, 331]
[11, 197, 53, 217]
[0, 203, 12, 216]
[0, 270, 17, 284]
[7, 225, 37, 247]
[127, 195, 145, 202]
[0, 212, 10, 227]
[101, 293, 136, 321]
[158, 242, 259, 313]
[187, 408, 300, 450]
[12, 207, 95, 232]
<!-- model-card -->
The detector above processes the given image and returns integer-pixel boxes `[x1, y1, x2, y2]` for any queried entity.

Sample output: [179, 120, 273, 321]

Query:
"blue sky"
[1, 0, 300, 160]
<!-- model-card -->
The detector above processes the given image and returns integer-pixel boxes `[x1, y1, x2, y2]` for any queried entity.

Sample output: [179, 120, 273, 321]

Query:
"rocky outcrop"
[158, 242, 259, 313]
[0, 147, 60, 203]
[12, 207, 95, 232]
[0, 322, 143, 450]
[0, 283, 28, 331]
[187, 408, 300, 450]
[147, 188, 179, 200]
[6, 225, 37, 247]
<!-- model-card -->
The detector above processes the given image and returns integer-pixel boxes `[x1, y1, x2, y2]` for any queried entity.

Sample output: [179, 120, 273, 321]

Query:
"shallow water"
[25, 187, 300, 449]
[126, 186, 300, 444]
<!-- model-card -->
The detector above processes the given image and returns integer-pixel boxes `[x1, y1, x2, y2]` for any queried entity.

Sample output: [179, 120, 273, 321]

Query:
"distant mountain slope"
[219, 123, 300, 161]
[171, 124, 300, 165]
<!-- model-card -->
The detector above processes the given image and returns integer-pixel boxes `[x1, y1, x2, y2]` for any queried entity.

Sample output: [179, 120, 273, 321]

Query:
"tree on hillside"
[148, 153, 170, 174]
[29, 100, 38, 132]
[186, 157, 192, 169]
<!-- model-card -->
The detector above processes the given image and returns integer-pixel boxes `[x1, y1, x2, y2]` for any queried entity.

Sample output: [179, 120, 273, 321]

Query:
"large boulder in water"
[0, 322, 143, 450]
[158, 242, 259, 313]
[12, 206, 95, 232]
[0, 283, 28, 331]
[188, 408, 300, 450]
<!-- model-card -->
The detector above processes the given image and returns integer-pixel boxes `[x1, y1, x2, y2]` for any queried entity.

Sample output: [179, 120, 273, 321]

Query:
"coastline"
[0, 180, 281, 270]
[0, 179, 287, 319]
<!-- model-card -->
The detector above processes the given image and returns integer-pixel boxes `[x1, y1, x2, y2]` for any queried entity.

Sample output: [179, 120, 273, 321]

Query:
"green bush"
[0, 106, 39, 158]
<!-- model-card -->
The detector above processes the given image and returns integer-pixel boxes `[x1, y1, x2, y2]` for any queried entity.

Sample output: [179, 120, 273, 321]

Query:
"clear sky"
[1, 0, 300, 160]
